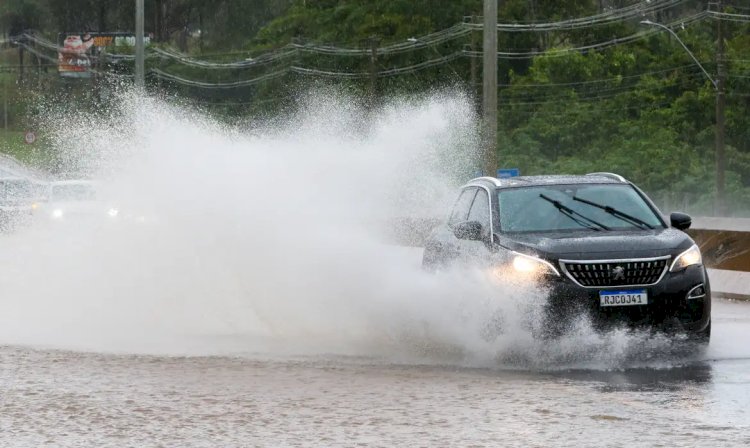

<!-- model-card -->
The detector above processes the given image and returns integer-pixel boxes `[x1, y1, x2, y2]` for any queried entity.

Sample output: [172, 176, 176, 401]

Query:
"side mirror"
[670, 212, 692, 230]
[453, 221, 483, 240]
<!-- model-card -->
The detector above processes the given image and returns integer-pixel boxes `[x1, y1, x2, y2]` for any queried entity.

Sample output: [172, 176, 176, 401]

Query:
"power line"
[465, 0, 691, 32]
[12, 6, 712, 72]
[463, 12, 709, 59]
[498, 99, 683, 116]
[500, 70, 709, 105]
[149, 67, 289, 88]
[293, 24, 471, 56]
[151, 46, 297, 69]
[14, 41, 58, 64]
[707, 10, 750, 22]
[3, 5, 732, 95]
[724, 4, 750, 12]
[150, 51, 466, 88]
[499, 64, 698, 87]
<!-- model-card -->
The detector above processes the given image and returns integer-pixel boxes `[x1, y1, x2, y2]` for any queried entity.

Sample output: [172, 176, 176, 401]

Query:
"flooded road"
[1, 94, 748, 446]
[1, 299, 749, 447]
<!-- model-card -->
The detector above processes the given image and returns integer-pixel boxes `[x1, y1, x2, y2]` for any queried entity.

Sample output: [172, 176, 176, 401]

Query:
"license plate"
[599, 289, 648, 307]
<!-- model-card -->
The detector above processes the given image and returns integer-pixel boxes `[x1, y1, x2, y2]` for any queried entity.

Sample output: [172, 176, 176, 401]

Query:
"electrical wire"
[149, 67, 289, 88]
[500, 70, 710, 105]
[148, 8, 709, 69]
[499, 64, 698, 87]
[464, 0, 690, 32]
[151, 46, 298, 69]
[10, 5, 711, 74]
[292, 24, 471, 56]
[463, 12, 709, 59]
[707, 10, 750, 22]
[14, 42, 59, 64]
[149, 50, 467, 87]
[2, 5, 733, 94]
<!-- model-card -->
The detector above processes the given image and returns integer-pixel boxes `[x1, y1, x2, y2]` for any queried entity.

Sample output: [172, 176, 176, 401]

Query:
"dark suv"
[422, 173, 710, 340]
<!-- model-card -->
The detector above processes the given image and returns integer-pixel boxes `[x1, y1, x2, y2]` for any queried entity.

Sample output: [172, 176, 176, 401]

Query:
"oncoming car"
[422, 173, 711, 341]
[34, 180, 119, 223]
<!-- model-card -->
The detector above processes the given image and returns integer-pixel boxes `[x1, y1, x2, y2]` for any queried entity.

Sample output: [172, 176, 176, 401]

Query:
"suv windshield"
[498, 184, 664, 233]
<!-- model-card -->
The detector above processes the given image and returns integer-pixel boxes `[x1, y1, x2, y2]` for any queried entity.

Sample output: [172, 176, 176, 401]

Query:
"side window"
[448, 188, 476, 226]
[467, 188, 491, 236]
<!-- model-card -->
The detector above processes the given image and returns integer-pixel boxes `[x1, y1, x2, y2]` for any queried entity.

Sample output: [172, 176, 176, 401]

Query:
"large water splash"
[0, 89, 693, 369]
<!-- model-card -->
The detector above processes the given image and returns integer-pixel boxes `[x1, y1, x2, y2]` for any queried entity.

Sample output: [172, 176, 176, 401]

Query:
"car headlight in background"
[51, 209, 64, 219]
[670, 244, 702, 272]
[107, 208, 119, 218]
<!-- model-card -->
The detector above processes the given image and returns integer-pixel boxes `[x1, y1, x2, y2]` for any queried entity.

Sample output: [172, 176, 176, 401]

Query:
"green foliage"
[1, 0, 749, 214]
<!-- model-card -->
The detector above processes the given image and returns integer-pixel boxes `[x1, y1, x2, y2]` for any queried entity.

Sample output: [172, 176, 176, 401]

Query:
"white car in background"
[35, 180, 120, 223]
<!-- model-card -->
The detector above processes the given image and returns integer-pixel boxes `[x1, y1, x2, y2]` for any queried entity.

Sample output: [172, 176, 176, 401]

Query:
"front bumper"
[544, 264, 711, 334]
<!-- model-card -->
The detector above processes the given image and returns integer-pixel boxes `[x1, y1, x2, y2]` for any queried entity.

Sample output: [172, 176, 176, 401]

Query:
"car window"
[467, 188, 491, 236]
[448, 188, 476, 226]
[498, 184, 664, 232]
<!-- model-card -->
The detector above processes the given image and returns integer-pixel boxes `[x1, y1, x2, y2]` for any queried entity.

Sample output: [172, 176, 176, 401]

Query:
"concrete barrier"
[687, 219, 750, 272]
[707, 269, 750, 301]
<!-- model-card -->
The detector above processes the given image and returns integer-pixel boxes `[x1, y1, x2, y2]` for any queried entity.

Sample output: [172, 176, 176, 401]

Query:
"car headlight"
[669, 244, 702, 272]
[107, 208, 119, 218]
[510, 252, 560, 277]
[52, 209, 64, 219]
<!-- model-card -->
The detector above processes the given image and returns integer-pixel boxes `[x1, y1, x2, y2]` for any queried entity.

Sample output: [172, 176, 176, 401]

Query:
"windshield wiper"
[539, 194, 610, 231]
[571, 196, 654, 230]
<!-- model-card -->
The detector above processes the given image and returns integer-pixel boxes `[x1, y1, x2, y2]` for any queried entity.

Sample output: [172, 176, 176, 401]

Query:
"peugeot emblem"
[611, 266, 625, 281]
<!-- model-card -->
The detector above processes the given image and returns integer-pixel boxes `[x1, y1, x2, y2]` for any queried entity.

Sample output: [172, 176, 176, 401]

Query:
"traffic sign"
[24, 131, 36, 145]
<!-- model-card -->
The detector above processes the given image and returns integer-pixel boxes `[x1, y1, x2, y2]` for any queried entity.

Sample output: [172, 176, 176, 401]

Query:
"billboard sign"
[58, 32, 151, 78]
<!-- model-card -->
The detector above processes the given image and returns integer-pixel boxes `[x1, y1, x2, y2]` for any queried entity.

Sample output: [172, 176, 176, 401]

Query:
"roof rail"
[469, 176, 503, 186]
[586, 172, 627, 183]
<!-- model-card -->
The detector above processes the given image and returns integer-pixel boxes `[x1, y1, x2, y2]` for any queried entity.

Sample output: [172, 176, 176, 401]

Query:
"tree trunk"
[98, 1, 107, 31]
[156, 0, 164, 41]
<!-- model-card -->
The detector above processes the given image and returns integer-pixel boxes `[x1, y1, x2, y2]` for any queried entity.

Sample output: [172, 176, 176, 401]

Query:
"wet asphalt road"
[0, 298, 748, 448]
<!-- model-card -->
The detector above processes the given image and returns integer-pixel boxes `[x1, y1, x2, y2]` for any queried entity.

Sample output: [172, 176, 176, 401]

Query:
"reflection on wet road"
[1, 299, 749, 447]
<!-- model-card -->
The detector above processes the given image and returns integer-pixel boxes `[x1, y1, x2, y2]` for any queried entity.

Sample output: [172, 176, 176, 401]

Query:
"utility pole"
[715, 0, 726, 215]
[18, 36, 24, 81]
[369, 36, 379, 105]
[482, 0, 498, 177]
[469, 17, 478, 105]
[3, 76, 8, 132]
[135, 0, 145, 89]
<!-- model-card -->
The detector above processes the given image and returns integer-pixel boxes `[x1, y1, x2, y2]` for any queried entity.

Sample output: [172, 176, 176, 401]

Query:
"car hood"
[495, 227, 694, 260]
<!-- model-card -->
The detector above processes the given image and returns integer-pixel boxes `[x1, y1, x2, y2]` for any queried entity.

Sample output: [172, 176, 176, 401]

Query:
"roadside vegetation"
[1, 0, 749, 215]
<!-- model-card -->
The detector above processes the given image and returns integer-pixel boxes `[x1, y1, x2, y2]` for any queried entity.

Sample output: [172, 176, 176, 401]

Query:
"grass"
[0, 129, 56, 169]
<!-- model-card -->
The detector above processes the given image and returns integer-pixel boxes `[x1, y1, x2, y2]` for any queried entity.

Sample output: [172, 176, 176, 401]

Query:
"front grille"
[561, 258, 669, 287]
